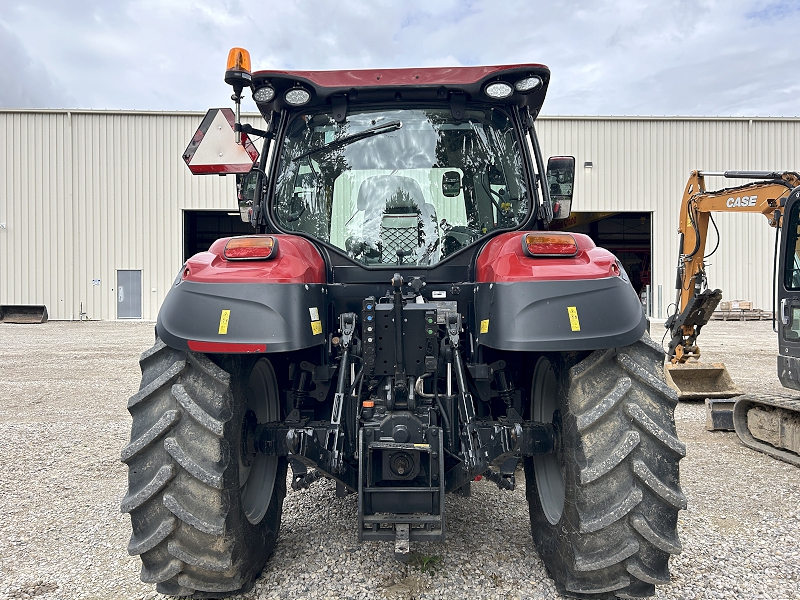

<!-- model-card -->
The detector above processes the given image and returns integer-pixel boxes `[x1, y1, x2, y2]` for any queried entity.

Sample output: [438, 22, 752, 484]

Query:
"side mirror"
[546, 156, 575, 220]
[442, 170, 462, 197]
[236, 169, 260, 223]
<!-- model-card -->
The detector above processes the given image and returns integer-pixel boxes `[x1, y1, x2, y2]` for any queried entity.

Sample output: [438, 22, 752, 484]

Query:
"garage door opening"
[557, 211, 653, 314]
[183, 210, 254, 262]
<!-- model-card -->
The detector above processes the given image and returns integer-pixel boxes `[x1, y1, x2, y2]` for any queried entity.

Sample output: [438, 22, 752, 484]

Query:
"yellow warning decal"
[480, 319, 489, 333]
[218, 309, 231, 335]
[311, 320, 323, 335]
[567, 306, 581, 332]
[413, 444, 430, 449]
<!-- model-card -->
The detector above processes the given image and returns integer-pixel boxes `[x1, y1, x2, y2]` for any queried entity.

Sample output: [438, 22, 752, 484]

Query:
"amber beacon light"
[225, 47, 252, 89]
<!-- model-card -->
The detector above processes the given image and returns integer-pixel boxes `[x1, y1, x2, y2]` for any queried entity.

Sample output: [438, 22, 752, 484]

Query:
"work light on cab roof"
[484, 81, 514, 99]
[514, 75, 542, 92]
[284, 87, 311, 106]
[253, 85, 276, 104]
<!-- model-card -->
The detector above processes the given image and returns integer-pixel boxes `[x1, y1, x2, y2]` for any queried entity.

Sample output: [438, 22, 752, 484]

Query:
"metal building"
[2, 109, 799, 321]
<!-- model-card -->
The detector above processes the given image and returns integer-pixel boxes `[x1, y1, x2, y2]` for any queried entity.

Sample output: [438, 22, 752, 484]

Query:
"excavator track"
[733, 394, 800, 467]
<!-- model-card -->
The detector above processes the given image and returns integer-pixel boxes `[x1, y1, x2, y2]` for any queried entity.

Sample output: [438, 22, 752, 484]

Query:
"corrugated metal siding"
[537, 116, 800, 317]
[1, 110, 249, 320]
[2, 111, 800, 320]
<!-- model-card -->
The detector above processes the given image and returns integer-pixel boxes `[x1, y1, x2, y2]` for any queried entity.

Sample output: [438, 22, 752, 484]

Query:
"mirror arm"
[528, 121, 552, 225]
[235, 123, 272, 139]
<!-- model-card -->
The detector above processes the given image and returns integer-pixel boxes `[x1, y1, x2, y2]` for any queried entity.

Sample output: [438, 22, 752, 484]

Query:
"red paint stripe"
[188, 340, 266, 353]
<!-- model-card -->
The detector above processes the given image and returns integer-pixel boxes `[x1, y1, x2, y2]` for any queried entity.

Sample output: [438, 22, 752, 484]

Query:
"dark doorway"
[183, 210, 254, 262]
[559, 211, 652, 299]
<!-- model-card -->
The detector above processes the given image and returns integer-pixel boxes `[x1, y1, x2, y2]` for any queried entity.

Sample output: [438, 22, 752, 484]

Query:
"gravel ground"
[0, 319, 798, 600]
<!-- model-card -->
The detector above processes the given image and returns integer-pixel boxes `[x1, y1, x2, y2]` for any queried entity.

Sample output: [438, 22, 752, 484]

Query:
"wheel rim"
[240, 358, 280, 525]
[531, 357, 565, 525]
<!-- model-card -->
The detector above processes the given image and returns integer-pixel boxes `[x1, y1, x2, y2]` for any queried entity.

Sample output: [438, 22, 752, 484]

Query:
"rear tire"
[524, 334, 685, 598]
[121, 339, 287, 597]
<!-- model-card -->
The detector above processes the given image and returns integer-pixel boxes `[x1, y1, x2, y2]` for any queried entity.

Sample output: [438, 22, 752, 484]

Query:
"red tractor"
[122, 48, 684, 598]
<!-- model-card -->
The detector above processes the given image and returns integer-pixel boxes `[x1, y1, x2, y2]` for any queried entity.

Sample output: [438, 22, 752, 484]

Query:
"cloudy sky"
[1, 0, 799, 116]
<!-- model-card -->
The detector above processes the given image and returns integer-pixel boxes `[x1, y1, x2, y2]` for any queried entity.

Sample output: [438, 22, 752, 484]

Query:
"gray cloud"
[0, 0, 798, 115]
[0, 18, 75, 108]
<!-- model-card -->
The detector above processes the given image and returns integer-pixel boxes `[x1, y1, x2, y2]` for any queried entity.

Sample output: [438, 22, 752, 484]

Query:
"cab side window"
[785, 203, 800, 290]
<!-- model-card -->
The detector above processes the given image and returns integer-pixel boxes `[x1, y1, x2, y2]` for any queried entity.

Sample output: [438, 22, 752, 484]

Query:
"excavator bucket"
[664, 362, 742, 430]
[0, 305, 49, 324]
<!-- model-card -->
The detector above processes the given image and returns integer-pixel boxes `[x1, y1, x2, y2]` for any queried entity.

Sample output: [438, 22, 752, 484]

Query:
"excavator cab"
[777, 187, 800, 382]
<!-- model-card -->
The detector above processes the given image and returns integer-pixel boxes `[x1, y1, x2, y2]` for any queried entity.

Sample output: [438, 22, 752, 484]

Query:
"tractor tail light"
[522, 233, 578, 257]
[224, 236, 278, 260]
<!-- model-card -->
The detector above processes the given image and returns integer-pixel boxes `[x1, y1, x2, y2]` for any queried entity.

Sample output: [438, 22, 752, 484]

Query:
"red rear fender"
[182, 235, 326, 284]
[476, 232, 620, 282]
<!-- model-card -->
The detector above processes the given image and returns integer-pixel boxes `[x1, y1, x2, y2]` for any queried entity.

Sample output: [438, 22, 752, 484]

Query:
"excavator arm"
[666, 170, 800, 363]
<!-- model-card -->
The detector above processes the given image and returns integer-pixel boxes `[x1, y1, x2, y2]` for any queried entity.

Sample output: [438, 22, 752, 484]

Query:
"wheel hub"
[240, 410, 258, 468]
[531, 357, 566, 525]
[239, 359, 281, 525]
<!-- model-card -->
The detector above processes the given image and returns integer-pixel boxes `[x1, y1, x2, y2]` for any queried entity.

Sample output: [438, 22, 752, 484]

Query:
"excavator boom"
[664, 170, 798, 412]
[666, 170, 799, 365]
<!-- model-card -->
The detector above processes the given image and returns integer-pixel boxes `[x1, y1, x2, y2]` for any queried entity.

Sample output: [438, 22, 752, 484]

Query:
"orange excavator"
[665, 170, 800, 466]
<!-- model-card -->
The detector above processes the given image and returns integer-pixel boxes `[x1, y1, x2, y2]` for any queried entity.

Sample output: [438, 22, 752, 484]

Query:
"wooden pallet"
[711, 309, 773, 321]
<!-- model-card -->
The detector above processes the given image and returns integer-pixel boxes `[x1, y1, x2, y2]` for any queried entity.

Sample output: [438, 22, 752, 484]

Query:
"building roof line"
[1, 108, 800, 122]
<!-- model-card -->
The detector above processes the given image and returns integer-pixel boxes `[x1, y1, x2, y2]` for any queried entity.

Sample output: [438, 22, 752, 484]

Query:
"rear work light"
[515, 76, 542, 93]
[253, 85, 276, 104]
[522, 232, 578, 257]
[224, 236, 279, 260]
[284, 87, 311, 106]
[484, 81, 514, 99]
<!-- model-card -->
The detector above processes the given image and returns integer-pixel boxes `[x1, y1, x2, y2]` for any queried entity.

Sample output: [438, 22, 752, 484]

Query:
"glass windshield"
[785, 201, 800, 290]
[273, 107, 529, 266]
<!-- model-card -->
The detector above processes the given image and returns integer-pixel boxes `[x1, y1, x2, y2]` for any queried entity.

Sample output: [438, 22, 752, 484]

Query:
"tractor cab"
[230, 52, 572, 273]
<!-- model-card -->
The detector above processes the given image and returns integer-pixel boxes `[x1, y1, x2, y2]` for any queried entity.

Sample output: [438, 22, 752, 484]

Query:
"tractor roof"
[250, 64, 551, 117]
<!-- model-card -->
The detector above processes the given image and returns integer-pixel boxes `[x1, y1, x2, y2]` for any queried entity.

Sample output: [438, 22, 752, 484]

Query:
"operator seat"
[356, 175, 439, 265]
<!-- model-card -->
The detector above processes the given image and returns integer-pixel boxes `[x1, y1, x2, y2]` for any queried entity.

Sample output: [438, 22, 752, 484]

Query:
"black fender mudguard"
[474, 277, 647, 352]
[156, 280, 326, 353]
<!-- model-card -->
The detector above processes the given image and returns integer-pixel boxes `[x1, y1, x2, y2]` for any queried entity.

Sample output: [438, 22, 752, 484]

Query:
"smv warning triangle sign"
[183, 108, 259, 174]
